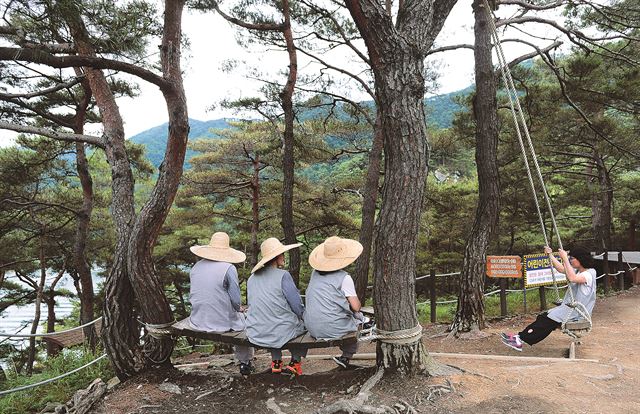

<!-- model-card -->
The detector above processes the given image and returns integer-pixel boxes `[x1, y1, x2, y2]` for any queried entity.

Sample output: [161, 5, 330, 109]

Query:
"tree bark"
[629, 219, 637, 250]
[280, 0, 301, 284]
[345, 0, 458, 375]
[27, 232, 47, 375]
[63, 3, 139, 378]
[251, 155, 261, 268]
[449, 0, 501, 335]
[353, 113, 383, 302]
[126, 0, 189, 368]
[589, 149, 612, 250]
[73, 73, 96, 350]
[63, 0, 189, 379]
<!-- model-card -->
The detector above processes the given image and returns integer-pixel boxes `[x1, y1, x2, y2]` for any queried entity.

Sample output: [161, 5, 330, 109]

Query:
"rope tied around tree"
[137, 319, 177, 340]
[358, 324, 423, 344]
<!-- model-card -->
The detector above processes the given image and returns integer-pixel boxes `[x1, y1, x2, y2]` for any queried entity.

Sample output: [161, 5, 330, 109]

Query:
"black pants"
[518, 312, 561, 345]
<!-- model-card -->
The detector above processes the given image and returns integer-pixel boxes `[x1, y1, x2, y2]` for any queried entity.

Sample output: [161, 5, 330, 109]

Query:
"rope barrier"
[0, 354, 107, 396]
[0, 317, 101, 338]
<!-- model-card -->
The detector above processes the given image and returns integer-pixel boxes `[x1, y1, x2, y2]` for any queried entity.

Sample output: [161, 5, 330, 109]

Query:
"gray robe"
[246, 267, 305, 348]
[188, 260, 245, 332]
[304, 270, 358, 340]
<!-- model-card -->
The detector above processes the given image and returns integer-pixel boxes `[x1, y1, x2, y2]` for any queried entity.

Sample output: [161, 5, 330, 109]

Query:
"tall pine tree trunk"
[280, 0, 300, 284]
[251, 155, 261, 268]
[73, 75, 96, 350]
[345, 0, 457, 375]
[450, 0, 500, 335]
[354, 113, 383, 301]
[64, 0, 189, 379]
[588, 149, 612, 251]
[27, 232, 46, 375]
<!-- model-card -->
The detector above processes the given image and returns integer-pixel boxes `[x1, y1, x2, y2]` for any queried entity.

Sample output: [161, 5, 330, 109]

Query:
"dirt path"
[95, 286, 640, 414]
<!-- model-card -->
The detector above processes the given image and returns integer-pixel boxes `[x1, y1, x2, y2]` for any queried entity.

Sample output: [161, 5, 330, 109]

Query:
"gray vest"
[548, 268, 597, 323]
[188, 260, 245, 332]
[304, 270, 357, 340]
[246, 267, 305, 348]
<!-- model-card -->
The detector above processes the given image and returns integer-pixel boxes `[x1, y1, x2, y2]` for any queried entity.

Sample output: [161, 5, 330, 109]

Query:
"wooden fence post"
[429, 269, 437, 323]
[499, 278, 507, 317]
[539, 286, 547, 311]
[603, 250, 610, 294]
[522, 278, 527, 313]
[618, 251, 625, 291]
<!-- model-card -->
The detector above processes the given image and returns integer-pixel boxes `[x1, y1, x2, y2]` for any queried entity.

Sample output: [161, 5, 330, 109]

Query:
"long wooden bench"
[169, 318, 357, 349]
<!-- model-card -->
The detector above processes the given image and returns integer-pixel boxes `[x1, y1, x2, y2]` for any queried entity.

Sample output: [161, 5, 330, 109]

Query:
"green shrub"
[0, 348, 112, 414]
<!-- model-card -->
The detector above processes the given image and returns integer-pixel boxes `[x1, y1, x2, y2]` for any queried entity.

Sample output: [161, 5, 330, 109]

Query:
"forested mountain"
[129, 118, 234, 168]
[129, 87, 470, 168]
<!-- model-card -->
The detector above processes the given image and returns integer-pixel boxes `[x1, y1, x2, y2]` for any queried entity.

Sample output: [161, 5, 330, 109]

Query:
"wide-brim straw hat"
[309, 236, 363, 272]
[251, 237, 302, 273]
[190, 232, 246, 263]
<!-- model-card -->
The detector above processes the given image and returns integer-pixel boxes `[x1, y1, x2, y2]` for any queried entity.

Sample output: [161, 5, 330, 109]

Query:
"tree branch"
[0, 121, 105, 149]
[0, 47, 172, 92]
[427, 43, 474, 56]
[0, 76, 83, 99]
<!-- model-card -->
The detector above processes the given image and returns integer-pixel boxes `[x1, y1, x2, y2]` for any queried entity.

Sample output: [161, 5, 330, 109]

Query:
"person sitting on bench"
[246, 237, 306, 376]
[188, 232, 254, 375]
[304, 236, 364, 368]
[502, 245, 596, 351]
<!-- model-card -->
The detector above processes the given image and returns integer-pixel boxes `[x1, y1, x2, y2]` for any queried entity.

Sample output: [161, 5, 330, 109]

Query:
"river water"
[0, 270, 103, 348]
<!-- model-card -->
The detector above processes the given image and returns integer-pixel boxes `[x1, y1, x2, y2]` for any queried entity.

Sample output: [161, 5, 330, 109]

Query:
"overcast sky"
[116, 1, 478, 137]
[0, 0, 563, 146]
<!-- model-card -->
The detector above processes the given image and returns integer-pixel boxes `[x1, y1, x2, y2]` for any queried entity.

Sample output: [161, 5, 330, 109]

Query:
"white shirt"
[341, 274, 357, 297]
[578, 268, 596, 296]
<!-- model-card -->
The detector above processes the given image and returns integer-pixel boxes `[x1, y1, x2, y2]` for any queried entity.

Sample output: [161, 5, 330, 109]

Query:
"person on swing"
[502, 246, 596, 351]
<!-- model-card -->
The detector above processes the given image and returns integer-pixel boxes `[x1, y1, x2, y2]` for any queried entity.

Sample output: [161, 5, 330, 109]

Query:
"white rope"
[485, 0, 567, 304]
[366, 271, 461, 289]
[0, 354, 107, 396]
[358, 324, 423, 344]
[0, 317, 101, 338]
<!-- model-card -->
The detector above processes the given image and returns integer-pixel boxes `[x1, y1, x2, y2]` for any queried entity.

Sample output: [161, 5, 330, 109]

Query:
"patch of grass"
[416, 287, 566, 324]
[417, 298, 456, 324]
[0, 348, 112, 414]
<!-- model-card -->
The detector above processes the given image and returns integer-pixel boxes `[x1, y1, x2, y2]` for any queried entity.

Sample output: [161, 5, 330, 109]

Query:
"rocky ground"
[86, 286, 639, 414]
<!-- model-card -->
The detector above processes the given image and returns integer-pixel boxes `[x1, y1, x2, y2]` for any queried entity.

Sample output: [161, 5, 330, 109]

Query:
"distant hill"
[129, 86, 472, 169]
[129, 118, 232, 168]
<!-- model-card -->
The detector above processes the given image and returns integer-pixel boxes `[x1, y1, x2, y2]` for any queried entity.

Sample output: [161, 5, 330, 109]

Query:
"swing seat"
[562, 318, 591, 339]
[564, 319, 591, 331]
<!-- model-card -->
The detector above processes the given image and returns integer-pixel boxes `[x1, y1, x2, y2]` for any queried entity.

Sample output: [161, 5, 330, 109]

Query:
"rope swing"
[483, 0, 592, 336]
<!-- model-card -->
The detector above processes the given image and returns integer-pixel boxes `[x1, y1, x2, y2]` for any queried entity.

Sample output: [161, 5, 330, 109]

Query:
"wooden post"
[603, 250, 610, 294]
[429, 268, 437, 323]
[539, 286, 547, 311]
[618, 251, 625, 291]
[522, 278, 527, 313]
[499, 278, 507, 317]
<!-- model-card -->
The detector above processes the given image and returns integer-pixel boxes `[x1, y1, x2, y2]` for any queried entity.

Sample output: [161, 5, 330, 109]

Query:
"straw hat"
[190, 232, 246, 263]
[251, 237, 302, 273]
[309, 236, 363, 272]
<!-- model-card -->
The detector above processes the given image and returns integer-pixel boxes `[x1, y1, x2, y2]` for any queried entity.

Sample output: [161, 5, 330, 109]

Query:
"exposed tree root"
[413, 379, 458, 406]
[422, 353, 462, 377]
[315, 367, 391, 414]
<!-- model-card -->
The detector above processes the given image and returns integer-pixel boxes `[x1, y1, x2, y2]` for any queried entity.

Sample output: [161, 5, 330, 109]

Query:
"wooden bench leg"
[569, 341, 576, 359]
